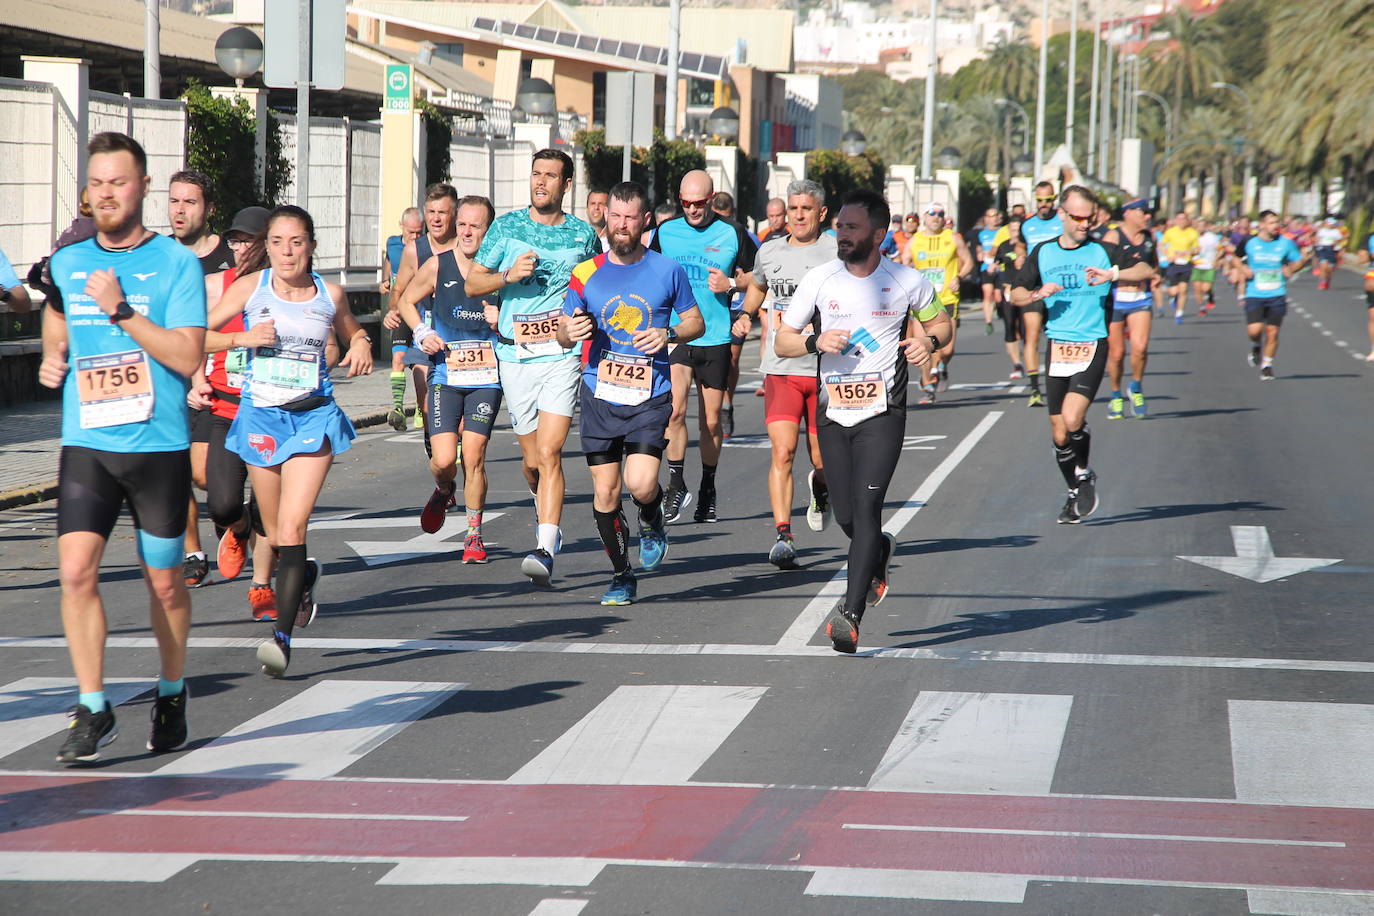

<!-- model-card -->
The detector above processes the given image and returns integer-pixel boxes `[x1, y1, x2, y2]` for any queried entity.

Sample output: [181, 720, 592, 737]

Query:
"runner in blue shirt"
[0, 244, 32, 312]
[1237, 210, 1308, 380]
[39, 132, 207, 764]
[381, 207, 422, 428]
[1012, 185, 1155, 525]
[1018, 181, 1065, 405]
[559, 181, 704, 606]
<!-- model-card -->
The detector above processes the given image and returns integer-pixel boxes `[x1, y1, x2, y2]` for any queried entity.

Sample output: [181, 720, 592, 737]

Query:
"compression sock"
[1027, 370, 1041, 391]
[78, 691, 106, 712]
[1127, 380, 1141, 395]
[537, 523, 562, 555]
[1366, 290, 1374, 307]
[776, 522, 793, 539]
[466, 510, 482, 534]
[158, 678, 184, 698]
[273, 545, 308, 639]
[701, 463, 717, 491]
[668, 460, 686, 490]
[1068, 426, 1091, 473]
[1055, 443, 1079, 488]
[594, 508, 631, 575]
[422, 424, 432, 460]
[634, 487, 664, 530]
[390, 371, 405, 409]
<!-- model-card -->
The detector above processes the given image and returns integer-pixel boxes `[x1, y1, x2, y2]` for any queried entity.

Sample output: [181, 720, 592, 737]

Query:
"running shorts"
[1244, 296, 1287, 326]
[226, 398, 356, 467]
[1043, 337, 1108, 416]
[57, 446, 190, 570]
[498, 356, 580, 436]
[1110, 302, 1152, 323]
[998, 299, 1023, 342]
[1315, 246, 1337, 264]
[670, 342, 732, 391]
[189, 405, 213, 444]
[427, 383, 502, 439]
[402, 346, 430, 368]
[1164, 264, 1193, 284]
[579, 385, 672, 456]
[764, 373, 819, 429]
[1192, 268, 1216, 283]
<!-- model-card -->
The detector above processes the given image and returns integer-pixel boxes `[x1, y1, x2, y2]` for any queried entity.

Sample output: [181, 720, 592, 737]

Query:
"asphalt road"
[2, 267, 1372, 916]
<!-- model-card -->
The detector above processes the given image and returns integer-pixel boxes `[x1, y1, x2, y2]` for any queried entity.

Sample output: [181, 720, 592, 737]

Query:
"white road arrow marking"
[1178, 526, 1340, 583]
[309, 511, 504, 566]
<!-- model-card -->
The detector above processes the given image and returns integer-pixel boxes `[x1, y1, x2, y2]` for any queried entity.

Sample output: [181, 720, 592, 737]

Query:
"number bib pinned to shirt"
[921, 267, 945, 290]
[512, 309, 564, 359]
[224, 348, 248, 389]
[251, 348, 321, 407]
[1254, 269, 1282, 292]
[1048, 340, 1098, 377]
[823, 371, 887, 426]
[595, 351, 652, 405]
[445, 340, 498, 386]
[76, 349, 154, 429]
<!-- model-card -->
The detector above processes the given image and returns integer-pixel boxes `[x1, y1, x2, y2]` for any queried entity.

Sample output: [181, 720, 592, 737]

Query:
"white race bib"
[823, 371, 887, 426]
[251, 348, 320, 408]
[76, 349, 154, 429]
[1048, 340, 1098, 378]
[594, 351, 652, 406]
[512, 309, 564, 359]
[1255, 269, 1282, 292]
[445, 340, 498, 386]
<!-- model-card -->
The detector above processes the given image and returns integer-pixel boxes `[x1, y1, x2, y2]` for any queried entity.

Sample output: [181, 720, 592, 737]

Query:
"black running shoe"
[768, 533, 799, 570]
[147, 686, 189, 753]
[720, 403, 734, 439]
[826, 608, 861, 654]
[257, 630, 291, 678]
[1057, 490, 1082, 525]
[1073, 470, 1099, 520]
[1260, 366, 1275, 381]
[182, 553, 209, 588]
[56, 702, 117, 764]
[662, 485, 692, 524]
[294, 558, 321, 628]
[1248, 345, 1261, 367]
[693, 487, 718, 523]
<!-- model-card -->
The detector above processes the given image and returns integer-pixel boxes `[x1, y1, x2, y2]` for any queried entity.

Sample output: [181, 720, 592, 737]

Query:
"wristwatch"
[109, 300, 136, 323]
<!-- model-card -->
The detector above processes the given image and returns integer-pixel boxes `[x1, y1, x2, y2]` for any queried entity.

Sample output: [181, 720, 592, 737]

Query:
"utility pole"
[296, 0, 311, 208]
[920, 0, 938, 177]
[1033, 0, 1048, 180]
[665, 0, 680, 141]
[1066, 0, 1078, 159]
[144, 0, 160, 99]
[1087, 0, 1101, 175]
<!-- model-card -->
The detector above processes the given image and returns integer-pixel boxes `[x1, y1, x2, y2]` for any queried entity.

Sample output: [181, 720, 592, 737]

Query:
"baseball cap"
[227, 206, 271, 237]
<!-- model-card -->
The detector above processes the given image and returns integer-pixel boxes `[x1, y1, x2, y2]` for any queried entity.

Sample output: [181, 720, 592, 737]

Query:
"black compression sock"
[776, 522, 793, 538]
[1068, 425, 1091, 470]
[423, 423, 432, 459]
[634, 487, 664, 530]
[1367, 290, 1374, 308]
[273, 545, 307, 638]
[594, 507, 631, 574]
[1055, 444, 1078, 488]
[701, 463, 717, 491]
[668, 460, 686, 490]
[1027, 370, 1041, 391]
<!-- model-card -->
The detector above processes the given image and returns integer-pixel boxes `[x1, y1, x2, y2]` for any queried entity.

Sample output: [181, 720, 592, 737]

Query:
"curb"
[0, 404, 394, 513]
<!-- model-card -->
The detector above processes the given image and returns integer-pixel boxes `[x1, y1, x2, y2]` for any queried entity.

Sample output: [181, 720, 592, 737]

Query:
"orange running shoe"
[248, 584, 277, 622]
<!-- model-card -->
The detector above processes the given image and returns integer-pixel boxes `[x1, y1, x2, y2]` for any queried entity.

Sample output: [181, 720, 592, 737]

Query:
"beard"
[94, 205, 138, 237]
[839, 235, 873, 264]
[610, 232, 638, 257]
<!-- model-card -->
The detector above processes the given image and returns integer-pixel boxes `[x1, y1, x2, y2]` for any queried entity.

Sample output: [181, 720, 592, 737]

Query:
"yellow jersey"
[907, 229, 961, 307]
[1161, 226, 1200, 265]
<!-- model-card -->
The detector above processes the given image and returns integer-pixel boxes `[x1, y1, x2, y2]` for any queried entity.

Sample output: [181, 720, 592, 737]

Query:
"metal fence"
[88, 91, 187, 237]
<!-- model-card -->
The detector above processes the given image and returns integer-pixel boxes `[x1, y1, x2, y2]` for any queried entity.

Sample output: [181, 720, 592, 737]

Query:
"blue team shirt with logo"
[1021, 239, 1118, 342]
[1021, 214, 1064, 249]
[1240, 236, 1301, 300]
[50, 234, 206, 451]
[649, 215, 757, 346]
[563, 251, 697, 399]
[429, 251, 500, 389]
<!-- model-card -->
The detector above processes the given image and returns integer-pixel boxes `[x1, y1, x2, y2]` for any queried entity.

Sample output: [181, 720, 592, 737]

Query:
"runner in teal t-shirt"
[465, 149, 601, 588]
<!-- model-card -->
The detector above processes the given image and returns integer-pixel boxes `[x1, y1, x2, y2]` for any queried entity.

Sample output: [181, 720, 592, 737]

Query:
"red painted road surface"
[2, 774, 1372, 891]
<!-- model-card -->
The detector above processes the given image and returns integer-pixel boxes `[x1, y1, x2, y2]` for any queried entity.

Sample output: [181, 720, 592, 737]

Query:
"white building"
[780, 73, 844, 152]
[794, 3, 1014, 77]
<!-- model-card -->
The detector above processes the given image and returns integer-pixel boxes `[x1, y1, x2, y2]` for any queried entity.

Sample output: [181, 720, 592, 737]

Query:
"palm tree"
[976, 37, 1040, 104]
[1141, 8, 1225, 210]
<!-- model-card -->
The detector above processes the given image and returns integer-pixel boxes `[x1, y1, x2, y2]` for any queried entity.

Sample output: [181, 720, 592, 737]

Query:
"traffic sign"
[264, 0, 346, 91]
[384, 64, 413, 113]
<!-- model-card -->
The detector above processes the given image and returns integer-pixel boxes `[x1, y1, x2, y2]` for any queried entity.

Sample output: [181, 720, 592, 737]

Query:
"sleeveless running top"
[242, 268, 336, 408]
[907, 229, 960, 306]
[206, 268, 248, 419]
[429, 250, 501, 389]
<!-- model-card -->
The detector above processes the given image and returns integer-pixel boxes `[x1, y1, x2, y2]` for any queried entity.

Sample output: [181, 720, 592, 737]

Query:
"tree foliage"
[575, 127, 705, 206]
[417, 99, 452, 187]
[804, 148, 885, 223]
[182, 80, 289, 231]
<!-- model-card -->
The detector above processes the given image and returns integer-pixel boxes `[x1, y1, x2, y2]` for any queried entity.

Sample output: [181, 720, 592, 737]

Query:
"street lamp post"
[1087, 0, 1101, 176]
[1066, 0, 1078, 157]
[921, 0, 938, 178]
[994, 98, 1030, 152]
[841, 129, 868, 157]
[1134, 89, 1173, 209]
[1033, 0, 1049, 180]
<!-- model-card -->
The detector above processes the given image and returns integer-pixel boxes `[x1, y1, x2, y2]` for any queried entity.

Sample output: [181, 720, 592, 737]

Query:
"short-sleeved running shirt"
[1021, 214, 1064, 250]
[475, 207, 601, 363]
[1019, 239, 1123, 342]
[1239, 235, 1301, 300]
[650, 214, 758, 346]
[783, 258, 940, 425]
[50, 233, 206, 451]
[428, 250, 500, 390]
[1196, 231, 1222, 269]
[564, 251, 697, 400]
[1162, 226, 1200, 265]
[754, 234, 838, 377]
[0, 247, 19, 289]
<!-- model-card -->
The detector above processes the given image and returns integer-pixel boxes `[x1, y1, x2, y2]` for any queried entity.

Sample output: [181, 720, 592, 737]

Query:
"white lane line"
[868, 692, 1073, 795]
[527, 900, 590, 916]
[6, 636, 1374, 674]
[379, 857, 610, 887]
[775, 411, 1004, 648]
[154, 679, 463, 779]
[0, 677, 155, 758]
[508, 685, 766, 785]
[841, 823, 1344, 848]
[0, 852, 199, 883]
[1230, 700, 1374, 808]
[805, 867, 1029, 902]
[1248, 888, 1374, 916]
[79, 808, 468, 821]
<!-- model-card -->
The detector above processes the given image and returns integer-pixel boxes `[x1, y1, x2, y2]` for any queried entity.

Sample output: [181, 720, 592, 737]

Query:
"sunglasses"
[1034, 196, 1057, 203]
[679, 197, 710, 209]
[1062, 211, 1095, 225]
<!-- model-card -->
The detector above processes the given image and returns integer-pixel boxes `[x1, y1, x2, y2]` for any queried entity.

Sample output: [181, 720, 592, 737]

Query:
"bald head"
[678, 169, 715, 227]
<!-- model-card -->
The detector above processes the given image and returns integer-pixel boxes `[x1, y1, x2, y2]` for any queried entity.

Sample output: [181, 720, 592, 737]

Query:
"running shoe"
[638, 523, 668, 573]
[694, 487, 718, 523]
[294, 558, 321, 629]
[455, 530, 485, 564]
[918, 384, 936, 406]
[1129, 389, 1147, 417]
[662, 485, 692, 524]
[183, 554, 209, 588]
[1073, 470, 1099, 520]
[1010, 363, 1024, 380]
[146, 685, 189, 753]
[825, 608, 861, 654]
[521, 548, 555, 586]
[935, 363, 950, 393]
[1260, 366, 1275, 381]
[806, 470, 831, 532]
[868, 532, 897, 606]
[768, 532, 799, 570]
[1247, 345, 1261, 367]
[1057, 491, 1082, 525]
[1174, 313, 1184, 325]
[248, 584, 277, 622]
[257, 631, 291, 678]
[1107, 396, 1125, 420]
[420, 482, 455, 534]
[216, 522, 249, 581]
[387, 406, 406, 432]
[720, 403, 734, 439]
[55, 702, 117, 764]
[985, 321, 994, 335]
[1027, 388, 1044, 408]
[600, 571, 637, 606]
[412, 410, 424, 429]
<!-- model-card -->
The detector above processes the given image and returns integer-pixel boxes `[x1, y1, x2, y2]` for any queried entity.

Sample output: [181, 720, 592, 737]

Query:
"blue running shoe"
[600, 572, 637, 606]
[638, 525, 668, 573]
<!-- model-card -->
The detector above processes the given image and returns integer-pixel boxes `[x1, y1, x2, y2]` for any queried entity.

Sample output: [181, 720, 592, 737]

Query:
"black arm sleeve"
[734, 221, 758, 273]
[1019, 242, 1045, 288]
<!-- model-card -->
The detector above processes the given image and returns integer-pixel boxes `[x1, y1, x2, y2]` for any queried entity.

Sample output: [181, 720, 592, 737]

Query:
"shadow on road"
[1085, 499, 1279, 527]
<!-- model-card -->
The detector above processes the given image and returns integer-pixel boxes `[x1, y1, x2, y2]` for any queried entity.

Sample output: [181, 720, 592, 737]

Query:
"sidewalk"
[0, 368, 400, 510]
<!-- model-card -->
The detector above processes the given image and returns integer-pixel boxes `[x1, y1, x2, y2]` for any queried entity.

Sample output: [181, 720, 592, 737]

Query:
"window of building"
[433, 43, 464, 66]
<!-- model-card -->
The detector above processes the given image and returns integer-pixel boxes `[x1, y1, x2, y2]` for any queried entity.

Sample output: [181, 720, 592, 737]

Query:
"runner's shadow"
[1146, 407, 1257, 419]
[1277, 373, 1361, 380]
[901, 535, 1037, 555]
[885, 588, 1205, 648]
[1086, 499, 1279, 526]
